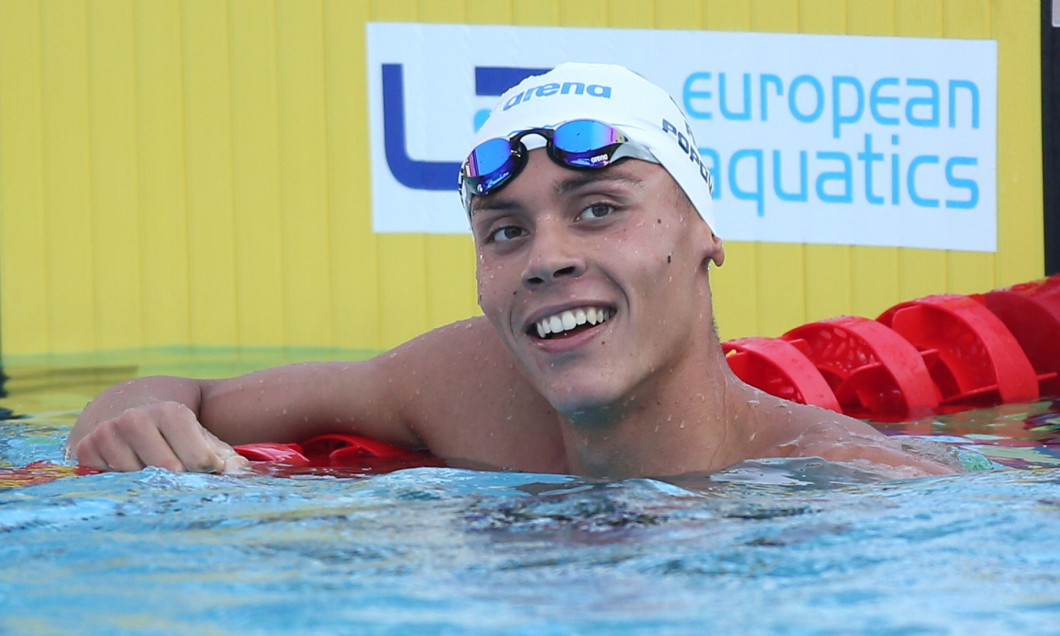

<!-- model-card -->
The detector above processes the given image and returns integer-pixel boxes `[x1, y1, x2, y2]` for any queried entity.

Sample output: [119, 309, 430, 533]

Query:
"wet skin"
[470, 151, 724, 423]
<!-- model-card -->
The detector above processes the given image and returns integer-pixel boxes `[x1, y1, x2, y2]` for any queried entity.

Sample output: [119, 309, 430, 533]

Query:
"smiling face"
[471, 150, 725, 418]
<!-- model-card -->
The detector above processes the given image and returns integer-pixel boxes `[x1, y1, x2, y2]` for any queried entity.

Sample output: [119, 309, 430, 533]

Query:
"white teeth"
[561, 311, 577, 331]
[533, 307, 611, 338]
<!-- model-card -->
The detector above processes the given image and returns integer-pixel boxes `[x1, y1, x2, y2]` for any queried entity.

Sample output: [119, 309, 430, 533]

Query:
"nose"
[522, 223, 586, 289]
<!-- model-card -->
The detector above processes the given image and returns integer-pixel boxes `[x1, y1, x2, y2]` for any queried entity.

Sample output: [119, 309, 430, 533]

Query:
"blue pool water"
[2, 354, 1060, 635]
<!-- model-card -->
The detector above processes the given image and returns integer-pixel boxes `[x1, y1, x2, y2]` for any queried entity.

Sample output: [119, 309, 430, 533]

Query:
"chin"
[535, 377, 626, 419]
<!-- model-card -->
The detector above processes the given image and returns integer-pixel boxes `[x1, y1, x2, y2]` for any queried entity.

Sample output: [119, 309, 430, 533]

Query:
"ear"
[693, 219, 724, 269]
[706, 231, 725, 267]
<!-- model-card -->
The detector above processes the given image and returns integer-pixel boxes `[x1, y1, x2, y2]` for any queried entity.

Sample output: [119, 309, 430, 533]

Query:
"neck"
[558, 343, 755, 479]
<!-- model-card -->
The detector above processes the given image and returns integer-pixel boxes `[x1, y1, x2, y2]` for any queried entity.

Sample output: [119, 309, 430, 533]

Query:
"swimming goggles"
[459, 119, 658, 211]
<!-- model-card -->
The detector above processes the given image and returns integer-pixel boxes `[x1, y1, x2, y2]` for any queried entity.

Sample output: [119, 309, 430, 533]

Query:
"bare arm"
[68, 316, 564, 474]
[67, 355, 426, 473]
[68, 375, 239, 473]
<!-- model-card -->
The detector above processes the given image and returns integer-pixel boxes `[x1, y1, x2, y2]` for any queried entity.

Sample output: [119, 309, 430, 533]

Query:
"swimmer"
[67, 63, 955, 478]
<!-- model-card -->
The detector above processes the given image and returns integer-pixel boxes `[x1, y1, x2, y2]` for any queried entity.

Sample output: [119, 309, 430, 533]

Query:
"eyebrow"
[554, 168, 645, 197]
[469, 165, 646, 217]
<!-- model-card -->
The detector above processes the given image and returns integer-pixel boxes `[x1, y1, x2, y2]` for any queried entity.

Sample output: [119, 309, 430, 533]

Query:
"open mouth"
[529, 307, 613, 340]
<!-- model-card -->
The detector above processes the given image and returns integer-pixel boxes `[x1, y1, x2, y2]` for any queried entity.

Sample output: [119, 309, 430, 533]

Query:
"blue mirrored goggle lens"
[463, 137, 521, 195]
[461, 121, 629, 199]
[550, 120, 626, 167]
[464, 137, 515, 179]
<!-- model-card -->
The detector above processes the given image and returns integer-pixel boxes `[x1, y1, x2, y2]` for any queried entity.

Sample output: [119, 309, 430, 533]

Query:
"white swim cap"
[466, 62, 717, 234]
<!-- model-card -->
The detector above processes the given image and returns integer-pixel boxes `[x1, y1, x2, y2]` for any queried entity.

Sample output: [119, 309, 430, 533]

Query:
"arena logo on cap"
[502, 81, 612, 110]
[366, 23, 997, 251]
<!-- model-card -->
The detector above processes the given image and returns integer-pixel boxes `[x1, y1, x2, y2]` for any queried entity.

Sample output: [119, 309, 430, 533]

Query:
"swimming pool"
[2, 351, 1060, 635]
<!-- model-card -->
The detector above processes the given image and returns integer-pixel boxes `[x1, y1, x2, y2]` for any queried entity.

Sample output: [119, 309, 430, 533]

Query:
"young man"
[67, 63, 955, 478]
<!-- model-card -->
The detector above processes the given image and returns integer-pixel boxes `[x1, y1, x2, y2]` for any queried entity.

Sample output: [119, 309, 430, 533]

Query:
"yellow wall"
[0, 0, 1043, 357]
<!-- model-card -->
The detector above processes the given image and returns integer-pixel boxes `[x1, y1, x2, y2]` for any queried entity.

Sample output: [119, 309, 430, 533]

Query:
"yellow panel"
[425, 235, 479, 327]
[229, 0, 284, 346]
[704, 0, 751, 30]
[895, 0, 941, 37]
[799, 0, 846, 33]
[514, 0, 559, 25]
[712, 243, 758, 340]
[847, 0, 894, 34]
[324, 0, 379, 350]
[993, 0, 1043, 286]
[804, 245, 852, 321]
[0, 1, 49, 355]
[751, 0, 798, 32]
[88, 0, 142, 351]
[420, 0, 463, 23]
[135, 0, 190, 347]
[608, 0, 653, 27]
[898, 249, 947, 304]
[182, 0, 238, 346]
[371, 0, 417, 21]
[851, 247, 899, 317]
[757, 244, 807, 336]
[276, 0, 333, 346]
[943, 0, 990, 38]
[466, 0, 513, 24]
[42, 0, 96, 353]
[947, 251, 995, 294]
[655, 0, 704, 28]
[378, 234, 428, 348]
[324, 0, 378, 350]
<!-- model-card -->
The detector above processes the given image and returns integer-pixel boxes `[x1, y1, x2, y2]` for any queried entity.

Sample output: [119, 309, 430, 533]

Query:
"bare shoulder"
[748, 391, 957, 476]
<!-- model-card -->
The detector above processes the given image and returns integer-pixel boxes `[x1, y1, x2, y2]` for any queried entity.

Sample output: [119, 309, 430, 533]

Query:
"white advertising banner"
[366, 23, 998, 251]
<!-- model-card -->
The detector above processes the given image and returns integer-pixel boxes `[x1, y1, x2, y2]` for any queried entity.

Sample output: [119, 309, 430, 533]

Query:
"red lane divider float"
[878, 294, 1041, 407]
[977, 276, 1060, 396]
[1, 435, 441, 489]
[234, 433, 443, 474]
[723, 337, 842, 412]
[783, 316, 939, 417]
[722, 274, 1060, 419]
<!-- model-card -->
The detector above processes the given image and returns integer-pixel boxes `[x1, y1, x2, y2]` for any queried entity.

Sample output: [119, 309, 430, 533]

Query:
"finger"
[91, 420, 147, 472]
[74, 435, 112, 471]
[220, 450, 253, 475]
[118, 421, 187, 472]
[155, 415, 225, 474]
[202, 427, 250, 475]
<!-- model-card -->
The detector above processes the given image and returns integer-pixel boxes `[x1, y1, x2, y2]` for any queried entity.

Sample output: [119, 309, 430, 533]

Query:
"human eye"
[488, 225, 529, 244]
[576, 202, 616, 222]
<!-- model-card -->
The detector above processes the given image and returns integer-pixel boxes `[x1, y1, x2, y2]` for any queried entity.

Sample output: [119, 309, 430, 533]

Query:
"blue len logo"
[381, 64, 549, 191]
